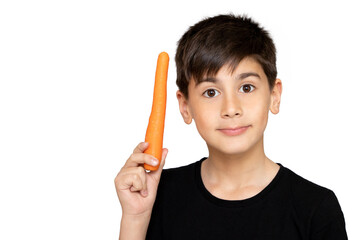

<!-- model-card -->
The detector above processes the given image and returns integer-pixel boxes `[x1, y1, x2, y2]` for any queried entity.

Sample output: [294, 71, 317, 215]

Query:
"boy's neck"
[202, 137, 279, 192]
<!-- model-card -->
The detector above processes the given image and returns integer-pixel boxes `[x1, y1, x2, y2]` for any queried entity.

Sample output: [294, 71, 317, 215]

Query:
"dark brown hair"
[175, 14, 277, 99]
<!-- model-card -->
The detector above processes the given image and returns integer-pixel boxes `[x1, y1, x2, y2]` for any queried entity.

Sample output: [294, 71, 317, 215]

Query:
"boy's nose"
[221, 94, 242, 118]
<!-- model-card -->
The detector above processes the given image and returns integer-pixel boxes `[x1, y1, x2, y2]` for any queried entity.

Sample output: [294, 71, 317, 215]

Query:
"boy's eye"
[203, 89, 219, 98]
[240, 84, 255, 93]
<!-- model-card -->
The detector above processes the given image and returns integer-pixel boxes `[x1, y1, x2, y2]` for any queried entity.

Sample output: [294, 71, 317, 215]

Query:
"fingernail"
[151, 158, 159, 166]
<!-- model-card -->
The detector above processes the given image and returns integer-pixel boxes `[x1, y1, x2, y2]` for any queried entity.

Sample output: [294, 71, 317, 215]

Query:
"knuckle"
[137, 166, 145, 175]
[114, 171, 122, 183]
[129, 153, 136, 160]
[132, 173, 141, 182]
[127, 153, 138, 164]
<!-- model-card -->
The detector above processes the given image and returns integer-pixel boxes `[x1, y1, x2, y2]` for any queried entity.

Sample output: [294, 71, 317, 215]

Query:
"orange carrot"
[144, 52, 169, 171]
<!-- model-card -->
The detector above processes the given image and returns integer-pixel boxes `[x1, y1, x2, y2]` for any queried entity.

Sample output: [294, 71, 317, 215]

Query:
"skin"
[176, 56, 283, 200]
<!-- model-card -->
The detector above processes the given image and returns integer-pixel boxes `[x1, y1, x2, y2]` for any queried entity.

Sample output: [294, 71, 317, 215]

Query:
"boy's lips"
[218, 126, 250, 136]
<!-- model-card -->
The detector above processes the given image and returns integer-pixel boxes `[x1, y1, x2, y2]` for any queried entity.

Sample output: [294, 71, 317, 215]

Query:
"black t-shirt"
[146, 157, 347, 239]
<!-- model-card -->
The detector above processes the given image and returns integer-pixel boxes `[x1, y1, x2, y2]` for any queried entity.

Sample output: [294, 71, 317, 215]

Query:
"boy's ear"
[176, 90, 193, 124]
[270, 78, 282, 114]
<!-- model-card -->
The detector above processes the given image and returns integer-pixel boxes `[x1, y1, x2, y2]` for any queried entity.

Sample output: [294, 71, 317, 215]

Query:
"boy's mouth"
[218, 126, 250, 136]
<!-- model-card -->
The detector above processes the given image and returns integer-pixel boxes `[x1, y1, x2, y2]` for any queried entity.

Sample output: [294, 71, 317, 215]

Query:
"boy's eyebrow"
[196, 72, 261, 86]
[236, 72, 261, 81]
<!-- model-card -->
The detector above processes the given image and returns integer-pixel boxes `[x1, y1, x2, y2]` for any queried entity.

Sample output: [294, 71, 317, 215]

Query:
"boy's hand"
[114, 142, 168, 217]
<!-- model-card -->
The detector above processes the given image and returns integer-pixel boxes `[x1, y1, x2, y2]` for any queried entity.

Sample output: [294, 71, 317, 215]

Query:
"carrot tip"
[159, 51, 169, 59]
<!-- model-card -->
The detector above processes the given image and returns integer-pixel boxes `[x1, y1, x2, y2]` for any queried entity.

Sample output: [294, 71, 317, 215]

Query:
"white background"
[0, 0, 359, 239]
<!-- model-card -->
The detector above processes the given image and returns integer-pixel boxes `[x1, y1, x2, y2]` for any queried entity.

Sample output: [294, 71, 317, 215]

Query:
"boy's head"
[175, 14, 277, 100]
[175, 14, 282, 156]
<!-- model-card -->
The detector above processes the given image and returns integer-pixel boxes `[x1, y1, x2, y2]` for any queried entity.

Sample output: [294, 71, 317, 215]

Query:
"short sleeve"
[310, 190, 347, 240]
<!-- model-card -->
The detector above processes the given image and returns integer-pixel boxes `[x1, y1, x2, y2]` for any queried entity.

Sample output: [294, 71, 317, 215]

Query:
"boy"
[114, 14, 347, 239]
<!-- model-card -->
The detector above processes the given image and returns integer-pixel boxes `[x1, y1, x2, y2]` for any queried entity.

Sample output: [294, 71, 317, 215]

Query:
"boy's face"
[177, 57, 282, 157]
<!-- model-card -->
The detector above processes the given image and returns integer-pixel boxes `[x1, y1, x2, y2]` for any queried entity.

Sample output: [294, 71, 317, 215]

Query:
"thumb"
[150, 148, 168, 180]
[159, 148, 168, 169]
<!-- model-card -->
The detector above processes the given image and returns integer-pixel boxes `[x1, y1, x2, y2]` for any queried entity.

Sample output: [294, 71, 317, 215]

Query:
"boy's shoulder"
[281, 165, 346, 235]
[160, 158, 202, 184]
[280, 164, 345, 224]
[154, 158, 202, 203]
[280, 164, 335, 200]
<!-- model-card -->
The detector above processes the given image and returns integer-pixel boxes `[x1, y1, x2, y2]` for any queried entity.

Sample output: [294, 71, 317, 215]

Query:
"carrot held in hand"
[144, 52, 169, 171]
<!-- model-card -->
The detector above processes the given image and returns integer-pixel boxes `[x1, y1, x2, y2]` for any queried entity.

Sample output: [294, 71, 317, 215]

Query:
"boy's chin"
[209, 142, 252, 156]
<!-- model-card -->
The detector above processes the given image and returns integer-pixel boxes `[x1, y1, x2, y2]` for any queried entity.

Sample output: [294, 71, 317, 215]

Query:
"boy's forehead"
[194, 58, 265, 86]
